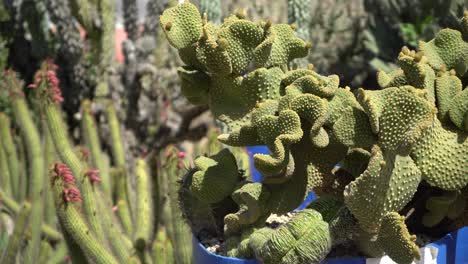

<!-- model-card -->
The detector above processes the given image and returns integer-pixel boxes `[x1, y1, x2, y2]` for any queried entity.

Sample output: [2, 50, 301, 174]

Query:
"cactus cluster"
[161, 2, 468, 264]
[0, 60, 194, 263]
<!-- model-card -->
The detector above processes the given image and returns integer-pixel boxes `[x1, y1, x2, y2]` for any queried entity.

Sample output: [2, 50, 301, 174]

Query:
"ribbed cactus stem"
[44, 103, 84, 176]
[106, 102, 126, 167]
[163, 149, 192, 263]
[95, 191, 133, 262]
[0, 187, 62, 242]
[115, 197, 134, 237]
[81, 100, 112, 197]
[8, 79, 45, 263]
[0, 141, 11, 197]
[38, 241, 53, 263]
[106, 102, 133, 233]
[14, 136, 27, 202]
[44, 242, 67, 264]
[152, 228, 174, 264]
[0, 202, 31, 263]
[44, 125, 58, 226]
[134, 158, 154, 250]
[50, 170, 119, 264]
[0, 187, 20, 212]
[0, 113, 19, 200]
[44, 103, 107, 243]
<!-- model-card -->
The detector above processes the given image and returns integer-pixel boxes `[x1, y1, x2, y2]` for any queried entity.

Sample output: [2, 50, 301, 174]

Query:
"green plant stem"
[106, 102, 133, 225]
[0, 142, 11, 197]
[134, 158, 154, 250]
[0, 202, 31, 263]
[0, 113, 19, 200]
[81, 100, 112, 197]
[11, 95, 44, 263]
[44, 103, 106, 244]
[44, 125, 57, 226]
[0, 187, 62, 242]
[51, 180, 119, 264]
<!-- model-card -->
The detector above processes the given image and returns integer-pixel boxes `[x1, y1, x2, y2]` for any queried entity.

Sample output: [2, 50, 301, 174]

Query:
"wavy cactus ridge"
[419, 28, 468, 73]
[211, 67, 284, 130]
[397, 47, 436, 102]
[344, 146, 421, 233]
[190, 148, 240, 203]
[435, 71, 463, 122]
[159, 2, 202, 49]
[224, 183, 270, 234]
[448, 88, 468, 131]
[376, 212, 421, 264]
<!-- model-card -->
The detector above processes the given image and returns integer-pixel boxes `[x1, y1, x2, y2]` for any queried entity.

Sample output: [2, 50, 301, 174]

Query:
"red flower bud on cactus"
[31, 59, 64, 103]
[53, 163, 76, 185]
[177, 161, 184, 169]
[85, 169, 102, 183]
[178, 151, 186, 158]
[63, 188, 82, 203]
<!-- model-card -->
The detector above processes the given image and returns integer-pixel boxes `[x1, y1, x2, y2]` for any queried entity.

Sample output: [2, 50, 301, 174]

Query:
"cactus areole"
[161, 3, 468, 264]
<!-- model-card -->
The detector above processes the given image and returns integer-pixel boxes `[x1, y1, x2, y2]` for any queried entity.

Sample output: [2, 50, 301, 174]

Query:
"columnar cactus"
[0, 61, 194, 263]
[161, 3, 468, 264]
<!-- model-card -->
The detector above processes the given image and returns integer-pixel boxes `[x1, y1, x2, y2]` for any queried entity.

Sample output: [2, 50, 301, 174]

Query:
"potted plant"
[159, 2, 468, 264]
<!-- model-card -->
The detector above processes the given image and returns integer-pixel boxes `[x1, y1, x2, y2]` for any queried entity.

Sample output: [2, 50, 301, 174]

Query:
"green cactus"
[134, 158, 154, 250]
[344, 145, 422, 233]
[152, 228, 174, 263]
[4, 70, 45, 263]
[376, 212, 421, 264]
[224, 183, 270, 234]
[0, 59, 198, 263]
[0, 113, 19, 200]
[161, 3, 467, 264]
[0, 202, 31, 263]
[256, 209, 331, 264]
[189, 148, 240, 203]
[81, 100, 112, 198]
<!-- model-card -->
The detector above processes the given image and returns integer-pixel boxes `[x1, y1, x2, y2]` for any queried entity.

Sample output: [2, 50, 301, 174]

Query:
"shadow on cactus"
[161, 3, 468, 264]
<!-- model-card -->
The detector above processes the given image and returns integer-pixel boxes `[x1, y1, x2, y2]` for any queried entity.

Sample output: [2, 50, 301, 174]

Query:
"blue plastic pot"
[192, 146, 468, 263]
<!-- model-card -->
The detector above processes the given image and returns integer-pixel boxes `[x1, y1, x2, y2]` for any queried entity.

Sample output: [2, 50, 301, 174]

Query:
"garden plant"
[160, 2, 468, 264]
[0, 0, 467, 264]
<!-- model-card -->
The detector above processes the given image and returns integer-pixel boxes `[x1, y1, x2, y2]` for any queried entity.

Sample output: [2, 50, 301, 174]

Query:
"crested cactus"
[161, 3, 468, 264]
